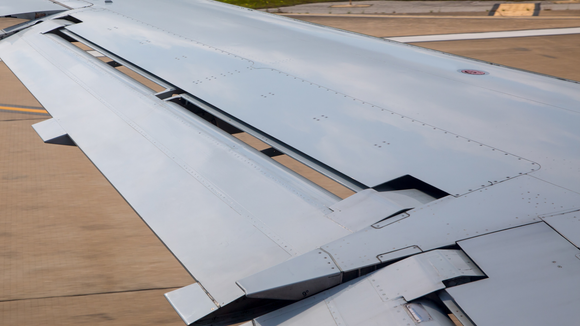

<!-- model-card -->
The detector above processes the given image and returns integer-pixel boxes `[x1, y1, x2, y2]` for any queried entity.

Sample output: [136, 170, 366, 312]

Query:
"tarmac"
[264, 0, 580, 15]
[1, 4, 579, 325]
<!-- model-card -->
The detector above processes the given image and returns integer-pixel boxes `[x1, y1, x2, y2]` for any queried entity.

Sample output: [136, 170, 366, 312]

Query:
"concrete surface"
[287, 15, 580, 37]
[266, 0, 580, 15]
[287, 15, 580, 81]
[1, 6, 580, 326]
[415, 34, 580, 81]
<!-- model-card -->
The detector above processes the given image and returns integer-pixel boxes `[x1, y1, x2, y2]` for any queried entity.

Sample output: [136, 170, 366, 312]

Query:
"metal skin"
[32, 118, 76, 146]
[251, 249, 482, 326]
[450, 223, 580, 326]
[0, 0, 579, 325]
[0, 0, 65, 17]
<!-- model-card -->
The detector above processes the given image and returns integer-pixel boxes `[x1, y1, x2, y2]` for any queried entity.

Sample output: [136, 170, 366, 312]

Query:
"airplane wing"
[1, 0, 579, 325]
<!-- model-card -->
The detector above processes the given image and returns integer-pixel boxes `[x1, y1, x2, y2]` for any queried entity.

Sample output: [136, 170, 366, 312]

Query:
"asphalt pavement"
[263, 0, 580, 15]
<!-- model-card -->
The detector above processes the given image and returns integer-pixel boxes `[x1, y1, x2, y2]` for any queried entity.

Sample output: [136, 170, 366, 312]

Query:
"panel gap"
[233, 133, 270, 150]
[55, 31, 168, 92]
[233, 132, 354, 199]
[56, 15, 82, 24]
[271, 155, 355, 199]
[373, 174, 449, 199]
[170, 97, 355, 199]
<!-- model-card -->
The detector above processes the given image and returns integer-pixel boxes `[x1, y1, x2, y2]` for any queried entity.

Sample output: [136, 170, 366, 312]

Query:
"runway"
[0, 105, 47, 115]
[267, 0, 580, 15]
[1, 8, 579, 326]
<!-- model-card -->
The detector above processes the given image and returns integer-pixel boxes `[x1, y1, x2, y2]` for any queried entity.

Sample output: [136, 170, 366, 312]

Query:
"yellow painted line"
[0, 105, 48, 114]
[495, 3, 536, 17]
[278, 13, 580, 19]
[330, 4, 372, 8]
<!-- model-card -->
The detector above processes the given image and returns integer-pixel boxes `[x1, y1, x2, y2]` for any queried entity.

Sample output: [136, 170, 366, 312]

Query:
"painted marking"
[330, 4, 371, 8]
[491, 3, 540, 17]
[279, 13, 580, 19]
[386, 27, 580, 43]
[0, 105, 48, 114]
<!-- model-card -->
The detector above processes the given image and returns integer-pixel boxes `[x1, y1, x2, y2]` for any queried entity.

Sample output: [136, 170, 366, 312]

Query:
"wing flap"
[252, 249, 480, 326]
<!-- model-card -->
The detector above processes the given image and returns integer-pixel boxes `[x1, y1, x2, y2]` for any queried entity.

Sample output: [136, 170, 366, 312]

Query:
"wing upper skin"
[0, 0, 579, 325]
[0, 0, 66, 19]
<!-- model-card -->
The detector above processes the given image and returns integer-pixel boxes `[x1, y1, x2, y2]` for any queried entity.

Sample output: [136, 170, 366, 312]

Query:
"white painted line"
[386, 27, 580, 43]
[87, 50, 104, 57]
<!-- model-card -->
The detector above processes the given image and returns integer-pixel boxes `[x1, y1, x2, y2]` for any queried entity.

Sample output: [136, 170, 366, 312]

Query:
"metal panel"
[0, 21, 352, 310]
[438, 291, 475, 326]
[448, 223, 580, 326]
[241, 248, 482, 307]
[0, 0, 65, 16]
[372, 212, 411, 229]
[57, 0, 93, 9]
[237, 249, 341, 300]
[377, 245, 422, 263]
[32, 118, 75, 146]
[378, 189, 436, 207]
[541, 210, 580, 248]
[370, 250, 483, 302]
[255, 294, 338, 326]
[65, 1, 580, 194]
[165, 283, 218, 325]
[253, 250, 477, 326]
[320, 175, 580, 272]
[326, 189, 417, 232]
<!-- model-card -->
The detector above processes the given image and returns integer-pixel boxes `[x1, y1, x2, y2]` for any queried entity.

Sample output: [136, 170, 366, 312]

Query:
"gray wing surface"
[0, 0, 65, 13]
[0, 0, 67, 18]
[1, 0, 580, 325]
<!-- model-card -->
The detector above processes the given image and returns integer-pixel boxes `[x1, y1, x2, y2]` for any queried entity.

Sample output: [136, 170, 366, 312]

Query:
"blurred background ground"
[264, 0, 580, 14]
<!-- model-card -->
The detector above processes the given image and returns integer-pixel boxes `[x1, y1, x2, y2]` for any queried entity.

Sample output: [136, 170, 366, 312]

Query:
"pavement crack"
[0, 118, 47, 122]
[0, 286, 183, 303]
